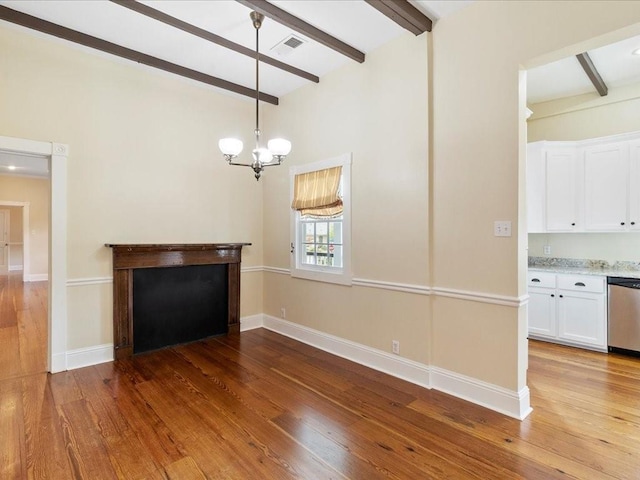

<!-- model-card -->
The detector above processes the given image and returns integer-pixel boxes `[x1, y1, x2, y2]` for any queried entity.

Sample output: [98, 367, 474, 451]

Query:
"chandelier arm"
[261, 159, 284, 168]
[227, 159, 256, 167]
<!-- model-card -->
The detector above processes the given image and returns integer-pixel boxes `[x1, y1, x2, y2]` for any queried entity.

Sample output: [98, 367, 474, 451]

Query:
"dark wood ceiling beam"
[576, 52, 608, 97]
[110, 0, 319, 83]
[0, 6, 278, 105]
[365, 0, 432, 35]
[236, 0, 365, 63]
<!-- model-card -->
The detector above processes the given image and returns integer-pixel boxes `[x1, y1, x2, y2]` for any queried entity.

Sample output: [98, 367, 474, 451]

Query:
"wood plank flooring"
[1, 272, 640, 479]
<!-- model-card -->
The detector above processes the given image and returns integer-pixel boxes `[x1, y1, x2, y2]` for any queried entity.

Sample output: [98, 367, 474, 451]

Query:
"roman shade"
[291, 166, 343, 217]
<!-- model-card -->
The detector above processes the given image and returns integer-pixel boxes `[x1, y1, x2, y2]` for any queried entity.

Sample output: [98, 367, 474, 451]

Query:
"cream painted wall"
[0, 176, 48, 274]
[432, 1, 640, 391]
[0, 24, 263, 349]
[527, 83, 640, 264]
[262, 32, 430, 364]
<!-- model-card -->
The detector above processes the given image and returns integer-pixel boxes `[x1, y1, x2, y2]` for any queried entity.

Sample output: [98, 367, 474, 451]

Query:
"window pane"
[329, 222, 342, 244]
[303, 244, 316, 265]
[304, 223, 314, 243]
[328, 245, 342, 267]
[316, 244, 328, 265]
[316, 222, 328, 244]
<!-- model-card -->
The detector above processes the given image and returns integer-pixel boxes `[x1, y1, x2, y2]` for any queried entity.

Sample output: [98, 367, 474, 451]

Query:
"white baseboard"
[50, 352, 67, 374]
[66, 343, 114, 371]
[258, 314, 531, 420]
[26, 273, 48, 282]
[240, 314, 265, 332]
[430, 366, 532, 420]
[262, 314, 431, 388]
[9, 265, 23, 271]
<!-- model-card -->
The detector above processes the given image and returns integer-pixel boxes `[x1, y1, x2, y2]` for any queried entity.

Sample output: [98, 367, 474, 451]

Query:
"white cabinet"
[527, 131, 640, 233]
[584, 142, 630, 231]
[545, 148, 580, 232]
[527, 271, 607, 351]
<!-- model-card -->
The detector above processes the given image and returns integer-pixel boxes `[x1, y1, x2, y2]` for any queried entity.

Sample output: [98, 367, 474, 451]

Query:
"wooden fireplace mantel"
[106, 243, 250, 360]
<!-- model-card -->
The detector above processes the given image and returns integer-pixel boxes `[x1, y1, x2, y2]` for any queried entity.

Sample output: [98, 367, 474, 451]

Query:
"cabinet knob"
[559, 294, 564, 298]
[621, 222, 626, 226]
[551, 294, 555, 297]
[632, 222, 636, 226]
[571, 223, 576, 226]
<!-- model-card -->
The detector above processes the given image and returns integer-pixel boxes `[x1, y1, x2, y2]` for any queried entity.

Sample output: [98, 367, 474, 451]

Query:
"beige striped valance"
[291, 166, 343, 217]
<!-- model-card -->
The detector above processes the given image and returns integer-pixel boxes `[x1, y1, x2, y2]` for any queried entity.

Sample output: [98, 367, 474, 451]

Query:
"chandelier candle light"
[219, 11, 291, 181]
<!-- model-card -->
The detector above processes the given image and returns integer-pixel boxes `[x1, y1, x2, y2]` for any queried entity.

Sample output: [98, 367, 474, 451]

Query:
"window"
[290, 154, 351, 285]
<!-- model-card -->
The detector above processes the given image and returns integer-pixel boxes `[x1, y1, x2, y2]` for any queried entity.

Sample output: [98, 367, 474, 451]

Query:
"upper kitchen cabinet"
[527, 141, 581, 233]
[527, 131, 640, 233]
[584, 142, 630, 231]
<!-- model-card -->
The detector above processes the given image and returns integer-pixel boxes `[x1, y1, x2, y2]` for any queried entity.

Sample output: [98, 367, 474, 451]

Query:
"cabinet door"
[629, 140, 640, 231]
[545, 148, 579, 231]
[557, 291, 606, 349]
[584, 143, 629, 231]
[528, 289, 556, 338]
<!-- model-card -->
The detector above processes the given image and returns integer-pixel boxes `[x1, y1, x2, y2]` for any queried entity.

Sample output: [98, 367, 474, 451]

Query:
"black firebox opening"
[132, 264, 228, 354]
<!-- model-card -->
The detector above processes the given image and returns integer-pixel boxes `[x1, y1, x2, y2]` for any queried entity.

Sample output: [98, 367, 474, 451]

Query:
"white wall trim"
[431, 287, 528, 307]
[262, 315, 431, 389]
[26, 273, 48, 282]
[240, 314, 265, 331]
[66, 276, 113, 287]
[263, 266, 290, 275]
[66, 343, 114, 370]
[352, 278, 431, 295]
[257, 315, 531, 420]
[262, 265, 526, 306]
[241, 265, 263, 274]
[430, 366, 532, 420]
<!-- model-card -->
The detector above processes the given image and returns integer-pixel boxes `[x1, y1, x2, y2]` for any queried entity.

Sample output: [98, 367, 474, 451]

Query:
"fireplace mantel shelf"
[106, 243, 251, 359]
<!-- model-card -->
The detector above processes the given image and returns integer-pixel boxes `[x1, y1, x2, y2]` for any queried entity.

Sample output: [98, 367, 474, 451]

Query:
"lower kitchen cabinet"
[527, 271, 607, 351]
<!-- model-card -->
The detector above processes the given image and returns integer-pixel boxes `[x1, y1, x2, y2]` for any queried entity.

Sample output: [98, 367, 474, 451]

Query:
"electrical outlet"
[280, 307, 286, 319]
[543, 245, 551, 255]
[494, 221, 512, 237]
[392, 340, 400, 355]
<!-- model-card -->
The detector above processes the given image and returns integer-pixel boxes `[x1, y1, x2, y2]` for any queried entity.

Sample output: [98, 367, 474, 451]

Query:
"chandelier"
[219, 11, 291, 181]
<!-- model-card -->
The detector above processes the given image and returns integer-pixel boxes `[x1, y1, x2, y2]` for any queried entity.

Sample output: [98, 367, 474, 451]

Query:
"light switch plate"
[494, 221, 512, 237]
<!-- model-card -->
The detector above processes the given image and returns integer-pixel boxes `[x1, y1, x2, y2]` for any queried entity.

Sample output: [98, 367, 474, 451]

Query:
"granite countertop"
[528, 257, 640, 279]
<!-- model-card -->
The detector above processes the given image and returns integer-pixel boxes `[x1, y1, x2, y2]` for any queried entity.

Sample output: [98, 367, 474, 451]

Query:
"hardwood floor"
[1, 273, 640, 479]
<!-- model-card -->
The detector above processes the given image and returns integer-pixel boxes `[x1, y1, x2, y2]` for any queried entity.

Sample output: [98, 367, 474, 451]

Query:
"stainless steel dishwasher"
[608, 276, 640, 356]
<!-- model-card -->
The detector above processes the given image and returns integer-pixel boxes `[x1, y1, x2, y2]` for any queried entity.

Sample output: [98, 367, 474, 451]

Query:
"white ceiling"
[527, 34, 640, 104]
[0, 0, 474, 178]
[0, 0, 472, 99]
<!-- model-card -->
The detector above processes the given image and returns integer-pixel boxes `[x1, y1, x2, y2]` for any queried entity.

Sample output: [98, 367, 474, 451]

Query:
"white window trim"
[290, 153, 352, 286]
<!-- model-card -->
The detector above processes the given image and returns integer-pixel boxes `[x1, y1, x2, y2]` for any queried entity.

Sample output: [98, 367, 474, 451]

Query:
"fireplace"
[106, 243, 250, 359]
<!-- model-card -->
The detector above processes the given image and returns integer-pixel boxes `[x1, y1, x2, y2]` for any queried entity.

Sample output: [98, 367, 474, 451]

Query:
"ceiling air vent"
[270, 34, 306, 56]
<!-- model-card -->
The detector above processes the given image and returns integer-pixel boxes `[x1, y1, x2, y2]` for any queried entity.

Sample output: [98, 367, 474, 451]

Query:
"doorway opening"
[0, 135, 68, 373]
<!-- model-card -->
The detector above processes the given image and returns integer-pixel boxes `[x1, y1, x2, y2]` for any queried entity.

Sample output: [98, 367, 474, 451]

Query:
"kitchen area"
[526, 34, 640, 357]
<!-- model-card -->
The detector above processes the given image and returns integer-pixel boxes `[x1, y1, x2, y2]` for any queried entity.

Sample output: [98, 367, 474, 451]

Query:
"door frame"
[0, 208, 9, 275]
[0, 135, 68, 373]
